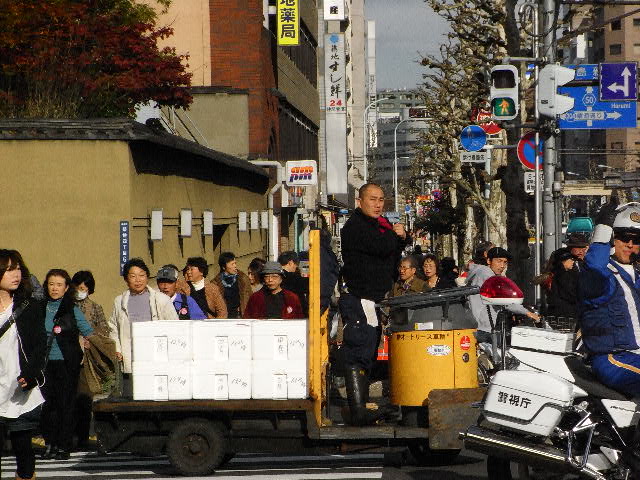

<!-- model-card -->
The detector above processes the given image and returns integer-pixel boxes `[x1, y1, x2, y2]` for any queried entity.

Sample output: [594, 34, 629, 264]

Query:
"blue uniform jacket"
[579, 241, 640, 353]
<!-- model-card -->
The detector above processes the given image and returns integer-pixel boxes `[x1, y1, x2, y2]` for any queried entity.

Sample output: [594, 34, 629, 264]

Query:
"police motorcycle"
[461, 275, 640, 480]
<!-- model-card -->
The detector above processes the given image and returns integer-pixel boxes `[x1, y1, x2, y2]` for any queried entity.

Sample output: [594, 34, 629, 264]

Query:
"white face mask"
[75, 290, 88, 301]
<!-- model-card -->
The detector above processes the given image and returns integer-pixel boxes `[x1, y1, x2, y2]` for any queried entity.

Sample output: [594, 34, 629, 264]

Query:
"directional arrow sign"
[600, 62, 638, 101]
[558, 86, 637, 129]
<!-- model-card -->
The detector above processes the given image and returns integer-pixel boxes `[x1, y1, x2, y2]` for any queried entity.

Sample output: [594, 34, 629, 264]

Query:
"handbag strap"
[0, 300, 29, 341]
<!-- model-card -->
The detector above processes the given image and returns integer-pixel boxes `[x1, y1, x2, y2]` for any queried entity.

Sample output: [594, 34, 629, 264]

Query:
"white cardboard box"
[191, 361, 251, 400]
[132, 361, 191, 401]
[192, 320, 252, 361]
[132, 320, 192, 363]
[251, 360, 307, 399]
[511, 326, 574, 353]
[251, 319, 307, 361]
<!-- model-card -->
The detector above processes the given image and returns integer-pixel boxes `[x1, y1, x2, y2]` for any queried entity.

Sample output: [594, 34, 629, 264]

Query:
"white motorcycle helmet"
[613, 202, 640, 235]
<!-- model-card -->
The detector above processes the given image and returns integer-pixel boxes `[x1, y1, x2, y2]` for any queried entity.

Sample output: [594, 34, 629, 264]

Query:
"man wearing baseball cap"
[468, 246, 540, 343]
[156, 265, 206, 320]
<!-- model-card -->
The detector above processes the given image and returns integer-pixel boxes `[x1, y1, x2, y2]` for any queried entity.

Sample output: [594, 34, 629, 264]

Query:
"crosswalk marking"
[1, 451, 386, 479]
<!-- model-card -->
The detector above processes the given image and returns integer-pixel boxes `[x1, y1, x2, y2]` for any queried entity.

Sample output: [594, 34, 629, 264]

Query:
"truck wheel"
[486, 455, 513, 480]
[166, 418, 227, 476]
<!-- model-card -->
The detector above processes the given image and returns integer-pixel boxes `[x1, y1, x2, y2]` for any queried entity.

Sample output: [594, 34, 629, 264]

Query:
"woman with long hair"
[0, 249, 47, 480]
[40, 269, 93, 460]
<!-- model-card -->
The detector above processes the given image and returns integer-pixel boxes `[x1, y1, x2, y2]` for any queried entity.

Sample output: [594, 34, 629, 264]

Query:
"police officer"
[156, 265, 207, 320]
[579, 201, 640, 396]
[339, 183, 406, 426]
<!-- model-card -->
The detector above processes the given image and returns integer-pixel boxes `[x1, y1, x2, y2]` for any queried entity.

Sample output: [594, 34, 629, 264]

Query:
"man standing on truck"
[339, 183, 406, 426]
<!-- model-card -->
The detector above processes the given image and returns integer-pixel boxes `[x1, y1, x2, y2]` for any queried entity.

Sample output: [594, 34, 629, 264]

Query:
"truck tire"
[166, 418, 227, 476]
[486, 455, 513, 480]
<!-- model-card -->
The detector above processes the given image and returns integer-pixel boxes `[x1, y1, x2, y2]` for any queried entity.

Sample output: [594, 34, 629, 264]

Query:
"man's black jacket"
[341, 208, 405, 302]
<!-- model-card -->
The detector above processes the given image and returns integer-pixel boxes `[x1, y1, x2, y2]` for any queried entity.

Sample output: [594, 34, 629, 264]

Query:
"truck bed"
[93, 397, 314, 413]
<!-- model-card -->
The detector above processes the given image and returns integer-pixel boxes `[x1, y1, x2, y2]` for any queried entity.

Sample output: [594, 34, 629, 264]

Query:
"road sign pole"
[533, 3, 541, 305]
[542, 0, 557, 263]
[484, 148, 491, 241]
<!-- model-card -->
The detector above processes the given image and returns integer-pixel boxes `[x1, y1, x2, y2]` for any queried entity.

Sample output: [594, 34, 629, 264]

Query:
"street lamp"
[393, 117, 430, 212]
[363, 97, 392, 183]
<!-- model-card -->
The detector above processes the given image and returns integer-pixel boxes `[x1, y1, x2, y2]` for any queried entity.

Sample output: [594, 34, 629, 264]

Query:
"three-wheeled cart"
[94, 231, 484, 475]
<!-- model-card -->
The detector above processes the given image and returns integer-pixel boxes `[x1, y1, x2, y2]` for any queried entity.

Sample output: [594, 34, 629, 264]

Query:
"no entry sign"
[517, 132, 544, 170]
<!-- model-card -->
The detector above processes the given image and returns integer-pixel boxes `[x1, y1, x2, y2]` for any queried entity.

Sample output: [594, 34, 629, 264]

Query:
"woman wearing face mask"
[71, 271, 109, 337]
[71, 270, 111, 450]
[40, 269, 93, 460]
[0, 250, 47, 480]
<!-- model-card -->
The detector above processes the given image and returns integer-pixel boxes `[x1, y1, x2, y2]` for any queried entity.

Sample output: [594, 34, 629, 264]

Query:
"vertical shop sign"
[277, 0, 299, 46]
[119, 221, 129, 275]
[324, 34, 346, 112]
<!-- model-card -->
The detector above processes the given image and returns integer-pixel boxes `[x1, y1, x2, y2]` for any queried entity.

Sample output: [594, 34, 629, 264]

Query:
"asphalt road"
[1, 448, 491, 479]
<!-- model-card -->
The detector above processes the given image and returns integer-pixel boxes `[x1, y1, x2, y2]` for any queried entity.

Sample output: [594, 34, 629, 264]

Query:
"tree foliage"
[412, 0, 533, 281]
[0, 0, 192, 118]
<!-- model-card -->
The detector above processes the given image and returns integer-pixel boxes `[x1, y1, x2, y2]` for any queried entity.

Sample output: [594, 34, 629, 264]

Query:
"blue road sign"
[460, 125, 487, 152]
[600, 62, 638, 101]
[404, 204, 411, 213]
[567, 64, 599, 81]
[558, 86, 637, 129]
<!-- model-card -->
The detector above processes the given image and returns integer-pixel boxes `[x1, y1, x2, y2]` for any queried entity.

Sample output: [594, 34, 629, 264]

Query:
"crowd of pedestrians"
[0, 248, 311, 479]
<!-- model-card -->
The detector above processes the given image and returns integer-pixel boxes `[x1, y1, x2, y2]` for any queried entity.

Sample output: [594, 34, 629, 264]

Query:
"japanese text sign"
[324, 34, 346, 113]
[324, 0, 345, 20]
[277, 0, 299, 46]
[119, 220, 129, 275]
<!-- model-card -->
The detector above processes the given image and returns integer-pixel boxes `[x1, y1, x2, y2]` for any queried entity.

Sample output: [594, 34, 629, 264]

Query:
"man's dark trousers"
[338, 293, 380, 372]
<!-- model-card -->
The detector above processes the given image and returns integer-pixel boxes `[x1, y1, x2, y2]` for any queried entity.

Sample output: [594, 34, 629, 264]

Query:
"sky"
[365, 0, 449, 91]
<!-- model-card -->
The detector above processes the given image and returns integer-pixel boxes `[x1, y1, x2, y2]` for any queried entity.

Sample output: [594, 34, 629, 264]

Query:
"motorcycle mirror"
[480, 276, 524, 306]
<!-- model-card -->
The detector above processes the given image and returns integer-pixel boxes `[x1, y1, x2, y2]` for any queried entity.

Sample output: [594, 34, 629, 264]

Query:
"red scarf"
[377, 215, 393, 233]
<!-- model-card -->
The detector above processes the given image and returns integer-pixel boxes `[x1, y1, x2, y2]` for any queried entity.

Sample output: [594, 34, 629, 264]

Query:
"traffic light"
[490, 65, 519, 121]
[537, 64, 576, 117]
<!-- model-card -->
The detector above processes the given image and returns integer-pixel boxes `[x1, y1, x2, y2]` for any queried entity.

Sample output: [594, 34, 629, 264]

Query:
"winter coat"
[176, 278, 227, 319]
[76, 297, 110, 337]
[243, 288, 305, 319]
[108, 286, 178, 373]
[5, 295, 47, 391]
[212, 271, 252, 316]
[391, 277, 428, 297]
[341, 208, 405, 302]
[546, 267, 579, 318]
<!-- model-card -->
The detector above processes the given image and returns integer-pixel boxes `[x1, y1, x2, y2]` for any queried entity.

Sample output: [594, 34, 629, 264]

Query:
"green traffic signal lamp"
[489, 65, 519, 121]
[491, 97, 516, 117]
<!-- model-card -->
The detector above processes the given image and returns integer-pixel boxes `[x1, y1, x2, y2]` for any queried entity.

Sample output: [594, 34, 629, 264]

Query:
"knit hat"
[566, 232, 589, 248]
[487, 246, 512, 261]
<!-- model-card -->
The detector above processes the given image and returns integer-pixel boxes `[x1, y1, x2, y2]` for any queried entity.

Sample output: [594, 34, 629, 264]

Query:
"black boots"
[41, 445, 57, 460]
[344, 366, 383, 426]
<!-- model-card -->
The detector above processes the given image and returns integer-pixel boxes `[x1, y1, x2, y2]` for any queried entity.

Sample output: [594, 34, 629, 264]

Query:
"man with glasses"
[579, 200, 640, 396]
[391, 255, 427, 296]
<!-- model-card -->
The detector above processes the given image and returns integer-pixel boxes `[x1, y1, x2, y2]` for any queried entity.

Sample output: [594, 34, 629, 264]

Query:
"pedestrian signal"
[490, 65, 519, 121]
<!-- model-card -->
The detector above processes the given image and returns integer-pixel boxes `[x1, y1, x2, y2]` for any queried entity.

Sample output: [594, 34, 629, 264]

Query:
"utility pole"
[542, 0, 557, 261]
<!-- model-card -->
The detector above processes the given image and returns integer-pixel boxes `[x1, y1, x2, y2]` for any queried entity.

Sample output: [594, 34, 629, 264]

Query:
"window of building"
[278, 22, 318, 88]
[634, 18, 640, 26]
[611, 142, 623, 151]
[609, 44, 622, 55]
[634, 43, 640, 55]
[611, 19, 622, 31]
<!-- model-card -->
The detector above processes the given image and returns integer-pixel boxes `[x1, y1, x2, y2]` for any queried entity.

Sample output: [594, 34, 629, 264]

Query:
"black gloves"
[594, 197, 619, 227]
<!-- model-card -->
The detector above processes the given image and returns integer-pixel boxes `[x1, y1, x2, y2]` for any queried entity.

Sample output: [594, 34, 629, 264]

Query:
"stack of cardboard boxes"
[131, 319, 308, 401]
